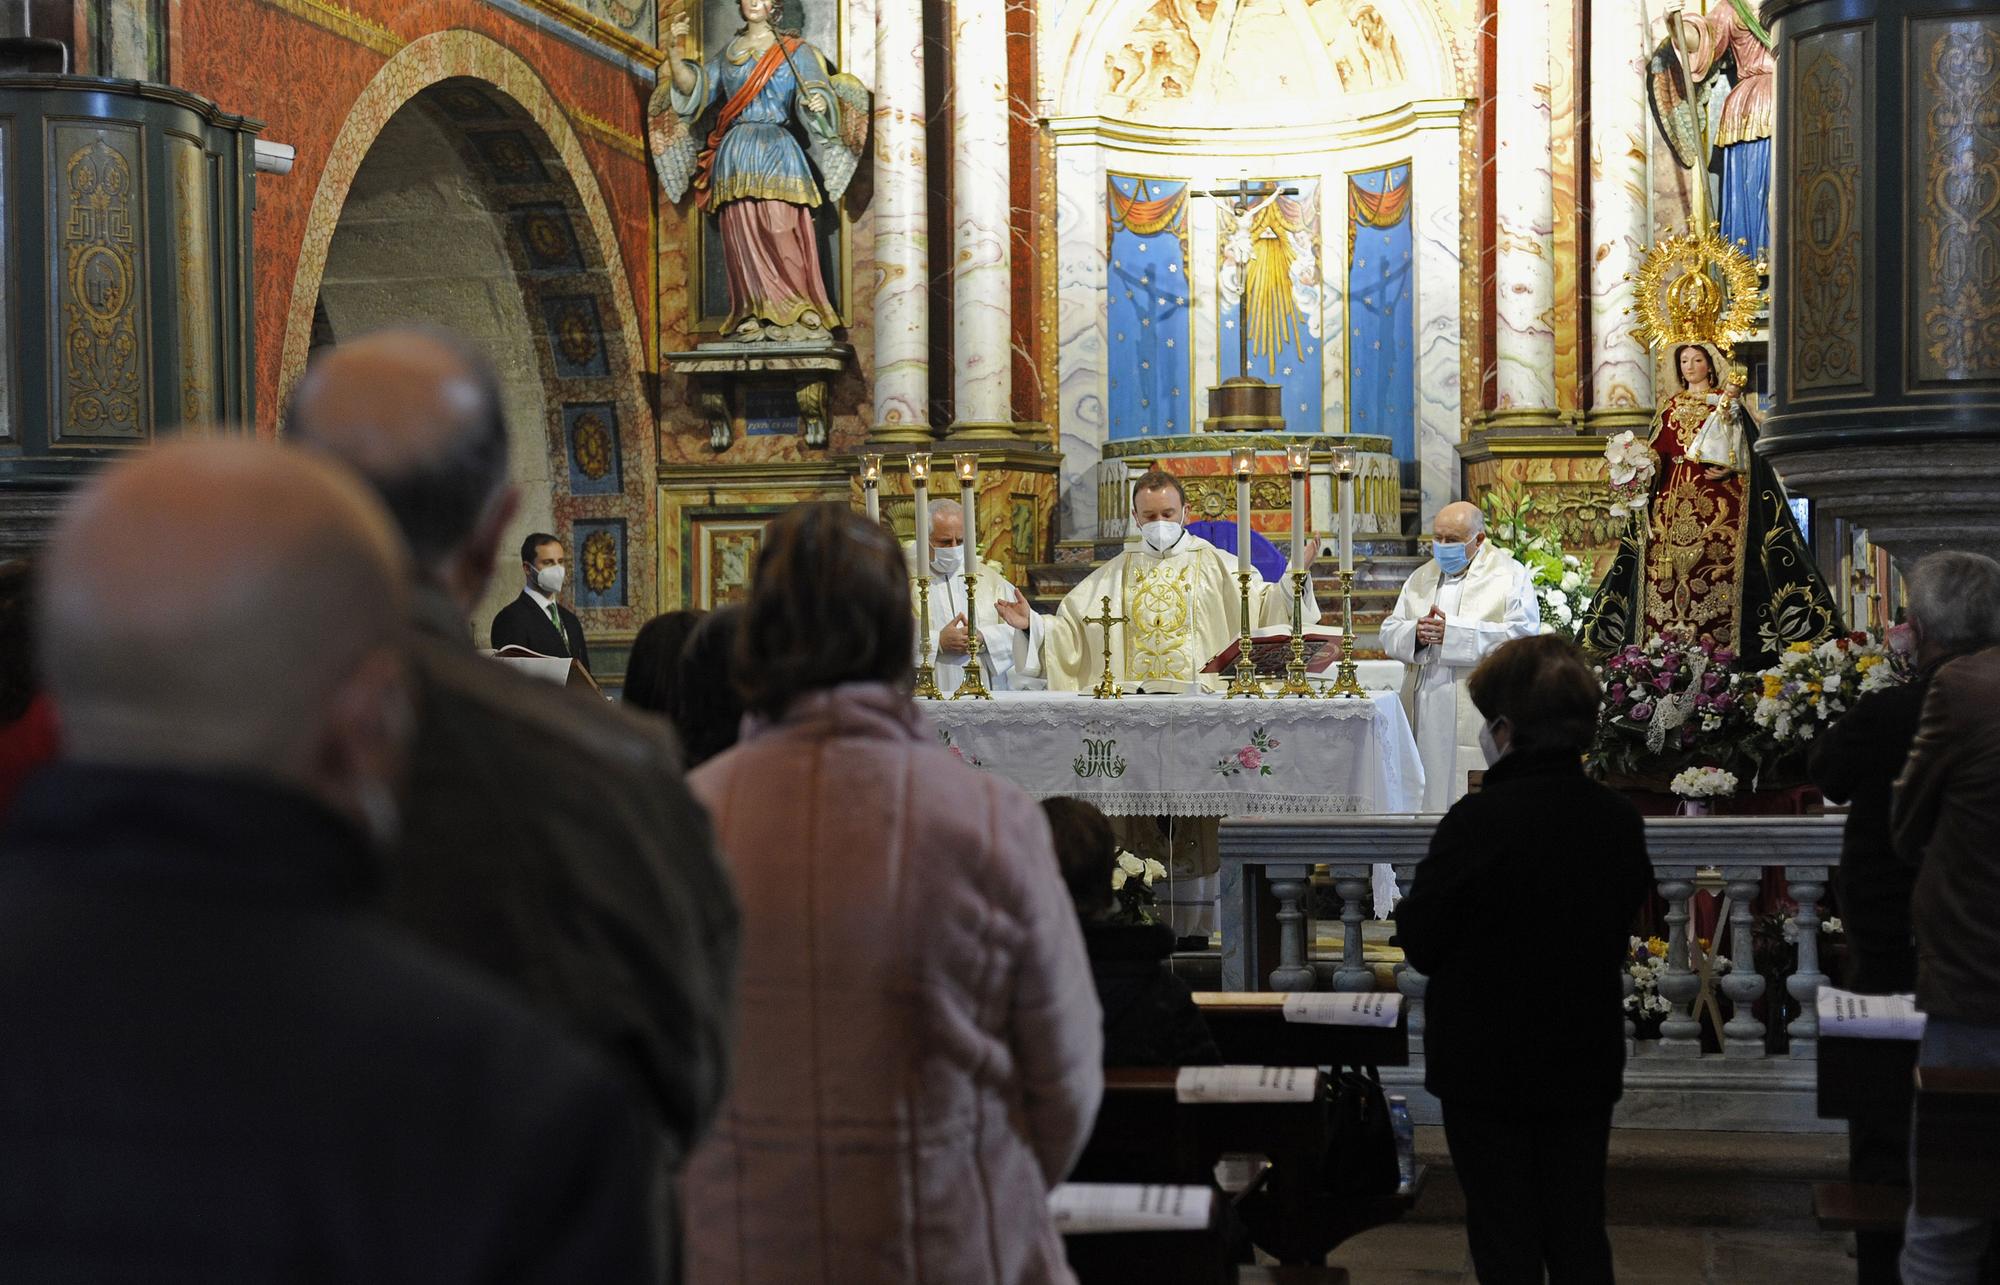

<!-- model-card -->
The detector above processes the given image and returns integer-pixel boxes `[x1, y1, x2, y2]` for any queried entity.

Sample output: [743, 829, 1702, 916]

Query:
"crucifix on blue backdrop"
[1199, 177, 1300, 379]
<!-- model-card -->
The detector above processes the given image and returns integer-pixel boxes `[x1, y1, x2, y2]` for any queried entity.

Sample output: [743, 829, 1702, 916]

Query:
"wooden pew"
[1070, 1067, 1335, 1267]
[1191, 992, 1411, 1068]
[1914, 1066, 2000, 1218]
[1811, 1034, 1918, 1241]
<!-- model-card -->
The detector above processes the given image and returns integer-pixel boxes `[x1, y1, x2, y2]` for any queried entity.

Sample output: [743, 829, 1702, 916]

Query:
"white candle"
[960, 476, 977, 567]
[1236, 472, 1252, 576]
[1339, 473, 1354, 574]
[864, 482, 880, 524]
[1290, 470, 1305, 568]
[912, 476, 929, 569]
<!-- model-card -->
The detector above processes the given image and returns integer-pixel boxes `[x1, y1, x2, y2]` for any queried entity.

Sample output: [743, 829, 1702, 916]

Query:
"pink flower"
[1237, 746, 1263, 770]
[1630, 701, 1654, 722]
[948, 746, 965, 761]
[1609, 683, 1628, 703]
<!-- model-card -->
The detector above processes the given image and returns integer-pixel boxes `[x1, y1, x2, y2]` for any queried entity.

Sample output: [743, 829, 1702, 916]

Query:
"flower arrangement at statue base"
[1670, 765, 1738, 816]
[1109, 849, 1171, 925]
[1750, 632, 1912, 748]
[1477, 485, 1598, 641]
[1590, 631, 1758, 784]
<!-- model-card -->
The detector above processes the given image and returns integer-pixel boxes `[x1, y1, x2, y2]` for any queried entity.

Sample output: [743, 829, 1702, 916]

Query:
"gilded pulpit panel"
[51, 123, 149, 442]
[1787, 26, 1868, 398]
[1911, 17, 2000, 387]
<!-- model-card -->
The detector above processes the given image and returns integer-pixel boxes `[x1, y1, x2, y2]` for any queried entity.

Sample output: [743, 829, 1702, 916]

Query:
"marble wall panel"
[1056, 140, 1109, 537]
[871, 0, 930, 430]
[1414, 129, 1465, 520]
[1587, 0, 1653, 417]
[1492, 0, 1556, 411]
[952, 0, 1015, 424]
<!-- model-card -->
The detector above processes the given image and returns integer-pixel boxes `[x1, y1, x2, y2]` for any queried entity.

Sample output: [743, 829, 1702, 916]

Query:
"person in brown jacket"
[1891, 551, 2000, 1284]
[685, 504, 1103, 1284]
[289, 330, 741, 1276]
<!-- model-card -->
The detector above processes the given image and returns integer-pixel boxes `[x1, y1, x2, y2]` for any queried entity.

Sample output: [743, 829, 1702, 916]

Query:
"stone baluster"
[1721, 869, 1769, 1058]
[1392, 863, 1426, 1048]
[1267, 863, 1316, 991]
[1655, 873, 1702, 1056]
[1787, 868, 1830, 1059]
[1331, 864, 1375, 993]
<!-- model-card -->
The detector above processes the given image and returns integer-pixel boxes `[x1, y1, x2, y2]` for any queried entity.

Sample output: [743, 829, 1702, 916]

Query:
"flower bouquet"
[1603, 431, 1657, 521]
[1750, 631, 1911, 748]
[1478, 485, 1598, 641]
[1625, 935, 1671, 1032]
[1669, 765, 1738, 815]
[1110, 849, 1171, 925]
[1592, 631, 1755, 780]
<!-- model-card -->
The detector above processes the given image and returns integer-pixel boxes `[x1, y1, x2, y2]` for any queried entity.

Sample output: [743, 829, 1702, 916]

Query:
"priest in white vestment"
[1381, 502, 1540, 813]
[996, 469, 1320, 691]
[910, 499, 1037, 692]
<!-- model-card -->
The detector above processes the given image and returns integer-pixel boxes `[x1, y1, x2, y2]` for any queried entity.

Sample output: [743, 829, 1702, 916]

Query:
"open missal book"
[486, 646, 601, 694]
[1200, 624, 1347, 679]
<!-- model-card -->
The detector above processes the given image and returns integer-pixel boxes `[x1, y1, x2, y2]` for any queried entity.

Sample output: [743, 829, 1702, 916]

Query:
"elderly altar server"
[997, 470, 1318, 691]
[1382, 501, 1540, 813]
[913, 499, 1037, 692]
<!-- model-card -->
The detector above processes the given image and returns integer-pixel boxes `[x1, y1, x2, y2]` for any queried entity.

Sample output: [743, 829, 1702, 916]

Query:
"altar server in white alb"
[912, 498, 1037, 692]
[1382, 502, 1540, 812]
[997, 469, 1318, 691]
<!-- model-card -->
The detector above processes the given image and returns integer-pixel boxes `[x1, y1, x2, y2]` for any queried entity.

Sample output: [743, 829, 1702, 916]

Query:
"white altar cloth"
[921, 689, 1423, 817]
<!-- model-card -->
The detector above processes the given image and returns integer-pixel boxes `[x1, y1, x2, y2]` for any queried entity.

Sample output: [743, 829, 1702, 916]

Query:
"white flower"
[1143, 857, 1169, 884]
[1556, 604, 1574, 625]
[1562, 554, 1582, 570]
[1117, 852, 1145, 877]
[1546, 589, 1568, 609]
[1670, 766, 1738, 798]
[1111, 867, 1128, 892]
[1560, 570, 1583, 592]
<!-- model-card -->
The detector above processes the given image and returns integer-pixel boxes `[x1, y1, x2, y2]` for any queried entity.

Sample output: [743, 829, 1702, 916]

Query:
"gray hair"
[1906, 551, 2000, 657]
[927, 498, 963, 521]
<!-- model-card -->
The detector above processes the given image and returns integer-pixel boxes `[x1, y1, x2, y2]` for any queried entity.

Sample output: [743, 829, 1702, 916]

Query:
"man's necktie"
[547, 602, 569, 655]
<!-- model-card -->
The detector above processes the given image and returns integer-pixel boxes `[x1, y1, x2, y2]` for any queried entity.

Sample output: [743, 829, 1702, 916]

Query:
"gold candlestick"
[913, 576, 944, 700]
[952, 563, 993, 700]
[1279, 568, 1314, 697]
[1085, 594, 1126, 700]
[1327, 567, 1366, 698]
[1226, 570, 1262, 698]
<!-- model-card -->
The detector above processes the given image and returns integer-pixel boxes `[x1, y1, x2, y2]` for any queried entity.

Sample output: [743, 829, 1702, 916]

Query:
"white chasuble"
[1014, 533, 1318, 693]
[1380, 541, 1540, 813]
[909, 552, 1037, 693]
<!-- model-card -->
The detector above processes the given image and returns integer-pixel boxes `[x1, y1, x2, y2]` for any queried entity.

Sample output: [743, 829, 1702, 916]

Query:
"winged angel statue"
[649, 0, 869, 341]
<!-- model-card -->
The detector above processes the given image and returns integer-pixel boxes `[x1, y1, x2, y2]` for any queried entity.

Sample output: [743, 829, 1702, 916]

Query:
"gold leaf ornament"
[582, 529, 619, 593]
[1629, 226, 1764, 357]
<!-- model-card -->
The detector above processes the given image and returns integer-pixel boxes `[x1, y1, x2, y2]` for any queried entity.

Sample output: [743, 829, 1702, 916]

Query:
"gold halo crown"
[1629, 225, 1763, 358]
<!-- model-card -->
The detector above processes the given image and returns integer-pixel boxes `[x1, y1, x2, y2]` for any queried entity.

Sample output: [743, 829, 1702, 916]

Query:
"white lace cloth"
[921, 689, 1424, 817]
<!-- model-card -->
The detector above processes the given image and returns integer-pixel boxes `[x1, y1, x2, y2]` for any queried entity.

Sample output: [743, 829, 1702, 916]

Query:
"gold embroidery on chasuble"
[1126, 562, 1194, 682]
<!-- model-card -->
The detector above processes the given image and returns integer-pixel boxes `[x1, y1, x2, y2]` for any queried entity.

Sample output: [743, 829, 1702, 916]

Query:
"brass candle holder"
[1328, 568, 1366, 698]
[1280, 569, 1314, 697]
[1086, 594, 1125, 700]
[951, 453, 992, 700]
[909, 452, 944, 701]
[1226, 570, 1263, 698]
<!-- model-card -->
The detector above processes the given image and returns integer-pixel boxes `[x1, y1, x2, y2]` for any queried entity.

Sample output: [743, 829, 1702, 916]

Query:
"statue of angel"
[649, 0, 869, 341]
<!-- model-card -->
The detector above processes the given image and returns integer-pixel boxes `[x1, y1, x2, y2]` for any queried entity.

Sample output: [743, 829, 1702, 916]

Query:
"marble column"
[1585, 0, 1654, 431]
[869, 0, 932, 442]
[1491, 0, 1559, 425]
[947, 0, 1015, 438]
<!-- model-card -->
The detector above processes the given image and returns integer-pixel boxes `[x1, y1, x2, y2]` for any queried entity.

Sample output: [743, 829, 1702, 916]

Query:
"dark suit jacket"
[403, 587, 738, 1159]
[1895, 647, 2000, 1024]
[491, 590, 591, 674]
[1084, 920, 1222, 1068]
[0, 764, 659, 1283]
[1397, 747, 1652, 1110]
[1810, 670, 1932, 993]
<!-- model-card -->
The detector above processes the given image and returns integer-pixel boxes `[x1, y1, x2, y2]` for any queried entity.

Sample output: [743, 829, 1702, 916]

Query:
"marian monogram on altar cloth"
[1127, 562, 1196, 683]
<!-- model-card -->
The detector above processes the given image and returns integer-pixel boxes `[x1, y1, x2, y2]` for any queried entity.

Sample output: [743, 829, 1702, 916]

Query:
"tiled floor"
[1325, 1222, 1857, 1283]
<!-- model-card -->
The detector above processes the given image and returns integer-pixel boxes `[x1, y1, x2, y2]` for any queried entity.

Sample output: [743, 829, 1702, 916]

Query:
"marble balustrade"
[1218, 815, 1844, 1061]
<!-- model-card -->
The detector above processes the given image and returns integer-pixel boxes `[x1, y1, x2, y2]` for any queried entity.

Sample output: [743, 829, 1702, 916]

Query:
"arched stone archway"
[282, 32, 656, 648]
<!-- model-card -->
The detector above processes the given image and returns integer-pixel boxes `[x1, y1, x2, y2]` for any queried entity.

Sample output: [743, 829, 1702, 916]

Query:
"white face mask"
[1140, 520, 1184, 553]
[930, 545, 964, 577]
[533, 564, 565, 595]
[1477, 718, 1507, 767]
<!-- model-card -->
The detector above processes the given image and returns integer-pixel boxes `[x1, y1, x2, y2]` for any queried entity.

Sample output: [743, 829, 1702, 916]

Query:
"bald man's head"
[287, 329, 511, 590]
[42, 442, 413, 808]
[1432, 502, 1486, 544]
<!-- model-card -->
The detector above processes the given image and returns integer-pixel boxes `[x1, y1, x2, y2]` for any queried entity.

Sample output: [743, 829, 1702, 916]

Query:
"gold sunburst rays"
[1629, 225, 1764, 358]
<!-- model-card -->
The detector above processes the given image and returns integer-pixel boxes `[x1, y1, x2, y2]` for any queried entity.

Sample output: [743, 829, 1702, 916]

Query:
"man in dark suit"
[491, 532, 591, 672]
[289, 329, 738, 1281]
[0, 440, 659, 1280]
[1892, 552, 2000, 1284]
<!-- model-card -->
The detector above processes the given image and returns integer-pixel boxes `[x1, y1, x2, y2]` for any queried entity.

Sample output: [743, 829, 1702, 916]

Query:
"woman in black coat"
[1397, 634, 1651, 1284]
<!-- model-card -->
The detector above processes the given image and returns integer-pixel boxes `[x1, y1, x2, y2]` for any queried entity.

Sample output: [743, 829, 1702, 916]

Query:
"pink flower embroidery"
[1237, 746, 1262, 770]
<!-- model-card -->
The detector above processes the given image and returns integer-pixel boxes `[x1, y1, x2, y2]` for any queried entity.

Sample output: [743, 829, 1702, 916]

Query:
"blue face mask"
[1434, 540, 1471, 576]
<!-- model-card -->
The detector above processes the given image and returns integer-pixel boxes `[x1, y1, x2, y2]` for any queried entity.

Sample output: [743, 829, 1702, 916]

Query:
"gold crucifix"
[1085, 594, 1126, 701]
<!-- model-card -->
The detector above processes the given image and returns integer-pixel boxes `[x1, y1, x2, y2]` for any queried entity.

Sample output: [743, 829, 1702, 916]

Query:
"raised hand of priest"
[994, 592, 1031, 631]
[939, 614, 970, 653]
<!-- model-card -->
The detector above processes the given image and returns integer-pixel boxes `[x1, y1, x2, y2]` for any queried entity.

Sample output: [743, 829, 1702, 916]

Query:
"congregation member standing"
[1397, 635, 1651, 1283]
[915, 497, 1036, 692]
[0, 442, 658, 1280]
[289, 330, 739, 1264]
[623, 608, 707, 718]
[491, 531, 592, 673]
[1892, 553, 2000, 1285]
[1381, 501, 1540, 813]
[685, 503, 1103, 1283]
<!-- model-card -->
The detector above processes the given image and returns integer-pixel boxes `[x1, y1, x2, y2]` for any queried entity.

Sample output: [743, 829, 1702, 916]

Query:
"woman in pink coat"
[685, 503, 1104, 1283]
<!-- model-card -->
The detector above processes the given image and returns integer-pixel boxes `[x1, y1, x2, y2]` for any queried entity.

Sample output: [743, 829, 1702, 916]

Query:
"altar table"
[921, 689, 1424, 818]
